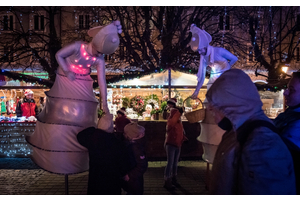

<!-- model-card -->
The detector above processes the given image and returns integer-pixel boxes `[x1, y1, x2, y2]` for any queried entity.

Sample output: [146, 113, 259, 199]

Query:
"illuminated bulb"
[93, 57, 96, 61]
[75, 59, 78, 62]
[72, 65, 75, 68]
[86, 57, 89, 60]
[83, 52, 86, 56]
[81, 44, 84, 48]
[87, 64, 91, 67]
[79, 65, 82, 68]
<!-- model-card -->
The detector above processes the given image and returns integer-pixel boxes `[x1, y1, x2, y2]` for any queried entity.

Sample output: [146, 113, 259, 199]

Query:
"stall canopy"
[108, 70, 208, 87]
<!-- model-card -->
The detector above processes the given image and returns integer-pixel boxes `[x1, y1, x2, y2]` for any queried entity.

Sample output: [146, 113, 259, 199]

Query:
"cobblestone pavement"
[0, 158, 209, 195]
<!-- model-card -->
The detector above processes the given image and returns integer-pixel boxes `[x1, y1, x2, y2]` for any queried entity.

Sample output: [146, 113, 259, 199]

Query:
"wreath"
[130, 95, 145, 116]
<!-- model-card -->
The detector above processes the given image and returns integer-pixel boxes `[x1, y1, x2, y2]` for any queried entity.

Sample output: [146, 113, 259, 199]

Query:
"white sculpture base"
[197, 103, 225, 164]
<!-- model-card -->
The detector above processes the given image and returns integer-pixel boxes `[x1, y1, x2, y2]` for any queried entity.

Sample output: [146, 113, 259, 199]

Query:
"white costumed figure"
[26, 21, 122, 174]
[189, 24, 238, 164]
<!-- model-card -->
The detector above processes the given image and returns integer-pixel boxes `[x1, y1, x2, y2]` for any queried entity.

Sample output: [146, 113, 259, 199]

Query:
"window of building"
[3, 46, 14, 62]
[296, 14, 300, 31]
[78, 14, 90, 29]
[34, 15, 44, 31]
[219, 14, 231, 31]
[2, 15, 14, 31]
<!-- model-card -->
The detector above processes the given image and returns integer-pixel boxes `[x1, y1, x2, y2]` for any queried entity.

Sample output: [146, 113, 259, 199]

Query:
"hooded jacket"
[206, 69, 296, 195]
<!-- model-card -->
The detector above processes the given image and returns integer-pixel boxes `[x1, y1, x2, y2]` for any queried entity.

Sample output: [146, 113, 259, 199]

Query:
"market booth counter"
[139, 119, 203, 161]
[0, 118, 203, 160]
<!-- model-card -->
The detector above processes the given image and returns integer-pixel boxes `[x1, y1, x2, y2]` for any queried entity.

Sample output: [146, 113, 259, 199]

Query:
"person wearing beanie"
[122, 122, 148, 195]
[163, 98, 185, 190]
[114, 107, 131, 133]
[16, 89, 39, 118]
[77, 114, 130, 195]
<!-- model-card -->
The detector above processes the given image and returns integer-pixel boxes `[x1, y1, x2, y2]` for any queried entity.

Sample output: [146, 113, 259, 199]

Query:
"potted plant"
[150, 107, 162, 120]
[160, 101, 169, 119]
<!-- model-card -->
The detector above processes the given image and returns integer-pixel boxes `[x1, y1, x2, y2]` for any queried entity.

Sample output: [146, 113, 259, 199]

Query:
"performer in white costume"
[26, 21, 122, 174]
[189, 24, 238, 163]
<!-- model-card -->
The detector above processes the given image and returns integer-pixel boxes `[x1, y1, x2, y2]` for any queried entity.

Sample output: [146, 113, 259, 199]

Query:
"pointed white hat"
[88, 21, 122, 55]
[189, 24, 212, 52]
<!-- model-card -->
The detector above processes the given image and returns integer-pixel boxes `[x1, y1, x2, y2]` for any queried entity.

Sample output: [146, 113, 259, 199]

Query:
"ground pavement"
[0, 158, 210, 195]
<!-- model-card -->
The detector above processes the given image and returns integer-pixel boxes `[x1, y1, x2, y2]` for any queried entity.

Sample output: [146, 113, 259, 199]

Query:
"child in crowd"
[122, 122, 148, 195]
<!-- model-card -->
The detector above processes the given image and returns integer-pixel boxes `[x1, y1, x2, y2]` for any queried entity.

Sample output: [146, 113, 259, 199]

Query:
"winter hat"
[124, 122, 145, 140]
[88, 21, 122, 55]
[117, 109, 126, 116]
[167, 98, 177, 105]
[97, 113, 114, 133]
[189, 24, 212, 52]
[24, 89, 33, 96]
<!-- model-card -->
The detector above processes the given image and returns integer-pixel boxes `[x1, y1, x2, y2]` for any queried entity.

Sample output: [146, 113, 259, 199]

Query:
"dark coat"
[274, 105, 300, 194]
[122, 136, 148, 195]
[77, 127, 130, 195]
[114, 115, 131, 132]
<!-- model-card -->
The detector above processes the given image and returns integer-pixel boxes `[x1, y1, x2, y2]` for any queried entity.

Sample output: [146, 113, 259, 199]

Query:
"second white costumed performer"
[26, 21, 122, 174]
[189, 24, 238, 163]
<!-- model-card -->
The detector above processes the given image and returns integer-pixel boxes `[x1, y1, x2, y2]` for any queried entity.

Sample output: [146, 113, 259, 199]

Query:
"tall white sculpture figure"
[26, 21, 122, 174]
[189, 24, 238, 163]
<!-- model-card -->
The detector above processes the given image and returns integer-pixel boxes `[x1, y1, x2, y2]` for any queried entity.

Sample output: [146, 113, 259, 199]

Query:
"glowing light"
[93, 57, 96, 61]
[282, 66, 288, 73]
[75, 59, 78, 62]
[87, 64, 91, 67]
[83, 52, 86, 56]
[81, 44, 84, 48]
[79, 65, 82, 68]
[86, 57, 89, 60]
[72, 65, 75, 68]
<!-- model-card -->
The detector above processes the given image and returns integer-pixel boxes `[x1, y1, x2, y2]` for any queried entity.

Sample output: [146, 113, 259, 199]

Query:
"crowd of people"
[75, 69, 300, 195]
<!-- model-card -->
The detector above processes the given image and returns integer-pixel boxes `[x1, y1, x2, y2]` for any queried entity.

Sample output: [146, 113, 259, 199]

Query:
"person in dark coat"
[274, 72, 300, 194]
[77, 114, 130, 195]
[122, 122, 148, 195]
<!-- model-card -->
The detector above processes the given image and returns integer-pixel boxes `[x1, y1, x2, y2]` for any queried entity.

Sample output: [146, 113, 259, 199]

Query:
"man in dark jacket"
[77, 114, 130, 195]
[16, 89, 38, 117]
[274, 71, 300, 194]
[206, 69, 295, 195]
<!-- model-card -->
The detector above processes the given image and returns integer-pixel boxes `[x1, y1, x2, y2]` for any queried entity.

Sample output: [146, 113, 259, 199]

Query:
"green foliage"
[160, 101, 168, 111]
[122, 97, 130, 108]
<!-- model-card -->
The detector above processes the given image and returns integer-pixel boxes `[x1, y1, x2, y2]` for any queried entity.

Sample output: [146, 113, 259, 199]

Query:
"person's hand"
[103, 105, 109, 114]
[191, 90, 199, 99]
[65, 71, 76, 81]
[123, 174, 130, 181]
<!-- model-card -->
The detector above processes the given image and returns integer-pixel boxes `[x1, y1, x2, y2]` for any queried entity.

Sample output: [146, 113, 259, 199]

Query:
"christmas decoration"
[130, 95, 145, 116]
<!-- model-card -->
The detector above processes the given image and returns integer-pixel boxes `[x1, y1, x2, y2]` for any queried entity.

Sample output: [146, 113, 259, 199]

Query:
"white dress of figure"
[26, 41, 99, 174]
[198, 46, 233, 164]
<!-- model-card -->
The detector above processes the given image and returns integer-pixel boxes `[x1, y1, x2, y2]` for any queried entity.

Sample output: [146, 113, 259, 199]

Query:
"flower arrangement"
[150, 107, 162, 115]
[130, 95, 145, 116]
[113, 94, 122, 105]
[162, 95, 169, 102]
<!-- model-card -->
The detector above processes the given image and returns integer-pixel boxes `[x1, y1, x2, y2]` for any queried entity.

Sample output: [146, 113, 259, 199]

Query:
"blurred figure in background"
[274, 71, 300, 194]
